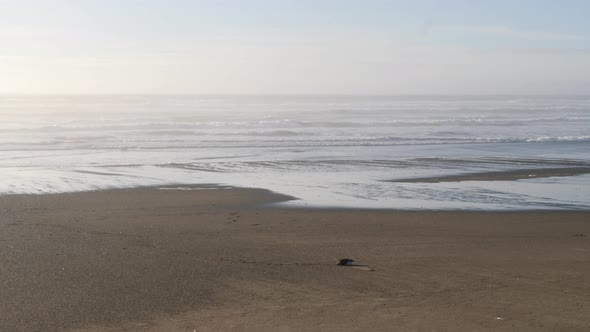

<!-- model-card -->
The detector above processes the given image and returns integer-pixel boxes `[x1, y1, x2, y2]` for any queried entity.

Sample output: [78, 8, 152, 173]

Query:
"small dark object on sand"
[572, 234, 586, 237]
[337, 258, 355, 266]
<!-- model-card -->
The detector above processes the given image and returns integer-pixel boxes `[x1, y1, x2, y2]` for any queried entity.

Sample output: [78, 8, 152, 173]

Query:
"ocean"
[1, 95, 589, 210]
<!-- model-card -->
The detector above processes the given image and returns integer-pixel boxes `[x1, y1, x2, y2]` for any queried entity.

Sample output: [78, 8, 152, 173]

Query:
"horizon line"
[1, 93, 590, 98]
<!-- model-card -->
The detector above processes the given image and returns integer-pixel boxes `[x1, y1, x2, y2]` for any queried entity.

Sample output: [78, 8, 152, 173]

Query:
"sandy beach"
[1, 186, 589, 331]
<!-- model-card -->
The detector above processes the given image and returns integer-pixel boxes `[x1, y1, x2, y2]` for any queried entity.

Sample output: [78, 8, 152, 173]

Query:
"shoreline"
[387, 166, 590, 183]
[2, 183, 590, 212]
[2, 186, 590, 331]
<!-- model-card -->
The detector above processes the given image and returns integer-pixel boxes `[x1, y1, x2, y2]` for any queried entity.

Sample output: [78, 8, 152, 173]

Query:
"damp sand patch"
[387, 167, 590, 183]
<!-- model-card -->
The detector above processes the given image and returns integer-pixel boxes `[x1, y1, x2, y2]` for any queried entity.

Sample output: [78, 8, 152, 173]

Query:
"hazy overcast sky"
[1, 0, 589, 95]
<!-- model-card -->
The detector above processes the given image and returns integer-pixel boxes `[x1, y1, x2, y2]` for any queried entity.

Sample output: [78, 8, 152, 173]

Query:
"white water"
[1, 95, 589, 209]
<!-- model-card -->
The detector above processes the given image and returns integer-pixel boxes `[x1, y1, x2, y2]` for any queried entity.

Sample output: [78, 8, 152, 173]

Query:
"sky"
[0, 0, 589, 95]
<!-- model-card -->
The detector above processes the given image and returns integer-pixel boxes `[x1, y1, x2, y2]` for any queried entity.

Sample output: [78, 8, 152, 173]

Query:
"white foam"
[1, 95, 590, 209]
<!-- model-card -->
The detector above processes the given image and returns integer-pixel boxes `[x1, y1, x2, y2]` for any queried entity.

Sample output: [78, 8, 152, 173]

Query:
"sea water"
[1, 95, 589, 210]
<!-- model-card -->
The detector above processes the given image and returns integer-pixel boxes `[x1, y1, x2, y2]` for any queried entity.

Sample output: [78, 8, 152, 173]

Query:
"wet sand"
[1, 186, 589, 331]
[387, 166, 590, 183]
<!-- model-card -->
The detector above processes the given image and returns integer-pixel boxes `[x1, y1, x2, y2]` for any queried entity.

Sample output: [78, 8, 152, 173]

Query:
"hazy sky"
[1, 0, 589, 95]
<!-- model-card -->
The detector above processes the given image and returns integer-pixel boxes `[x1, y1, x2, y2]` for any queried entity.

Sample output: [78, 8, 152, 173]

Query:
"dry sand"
[1, 186, 589, 331]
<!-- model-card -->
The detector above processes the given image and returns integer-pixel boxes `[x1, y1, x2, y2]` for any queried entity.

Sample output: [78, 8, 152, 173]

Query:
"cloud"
[504, 47, 590, 55]
[427, 24, 586, 41]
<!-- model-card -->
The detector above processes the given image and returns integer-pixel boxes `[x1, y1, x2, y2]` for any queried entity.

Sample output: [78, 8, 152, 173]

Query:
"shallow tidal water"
[1, 95, 589, 210]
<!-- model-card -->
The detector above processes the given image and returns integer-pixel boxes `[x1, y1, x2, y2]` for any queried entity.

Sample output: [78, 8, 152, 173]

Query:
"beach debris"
[495, 316, 505, 321]
[337, 258, 355, 266]
[572, 234, 586, 237]
[336, 258, 375, 271]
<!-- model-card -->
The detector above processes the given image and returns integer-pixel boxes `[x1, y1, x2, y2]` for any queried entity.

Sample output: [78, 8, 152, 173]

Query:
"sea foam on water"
[1, 95, 589, 209]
